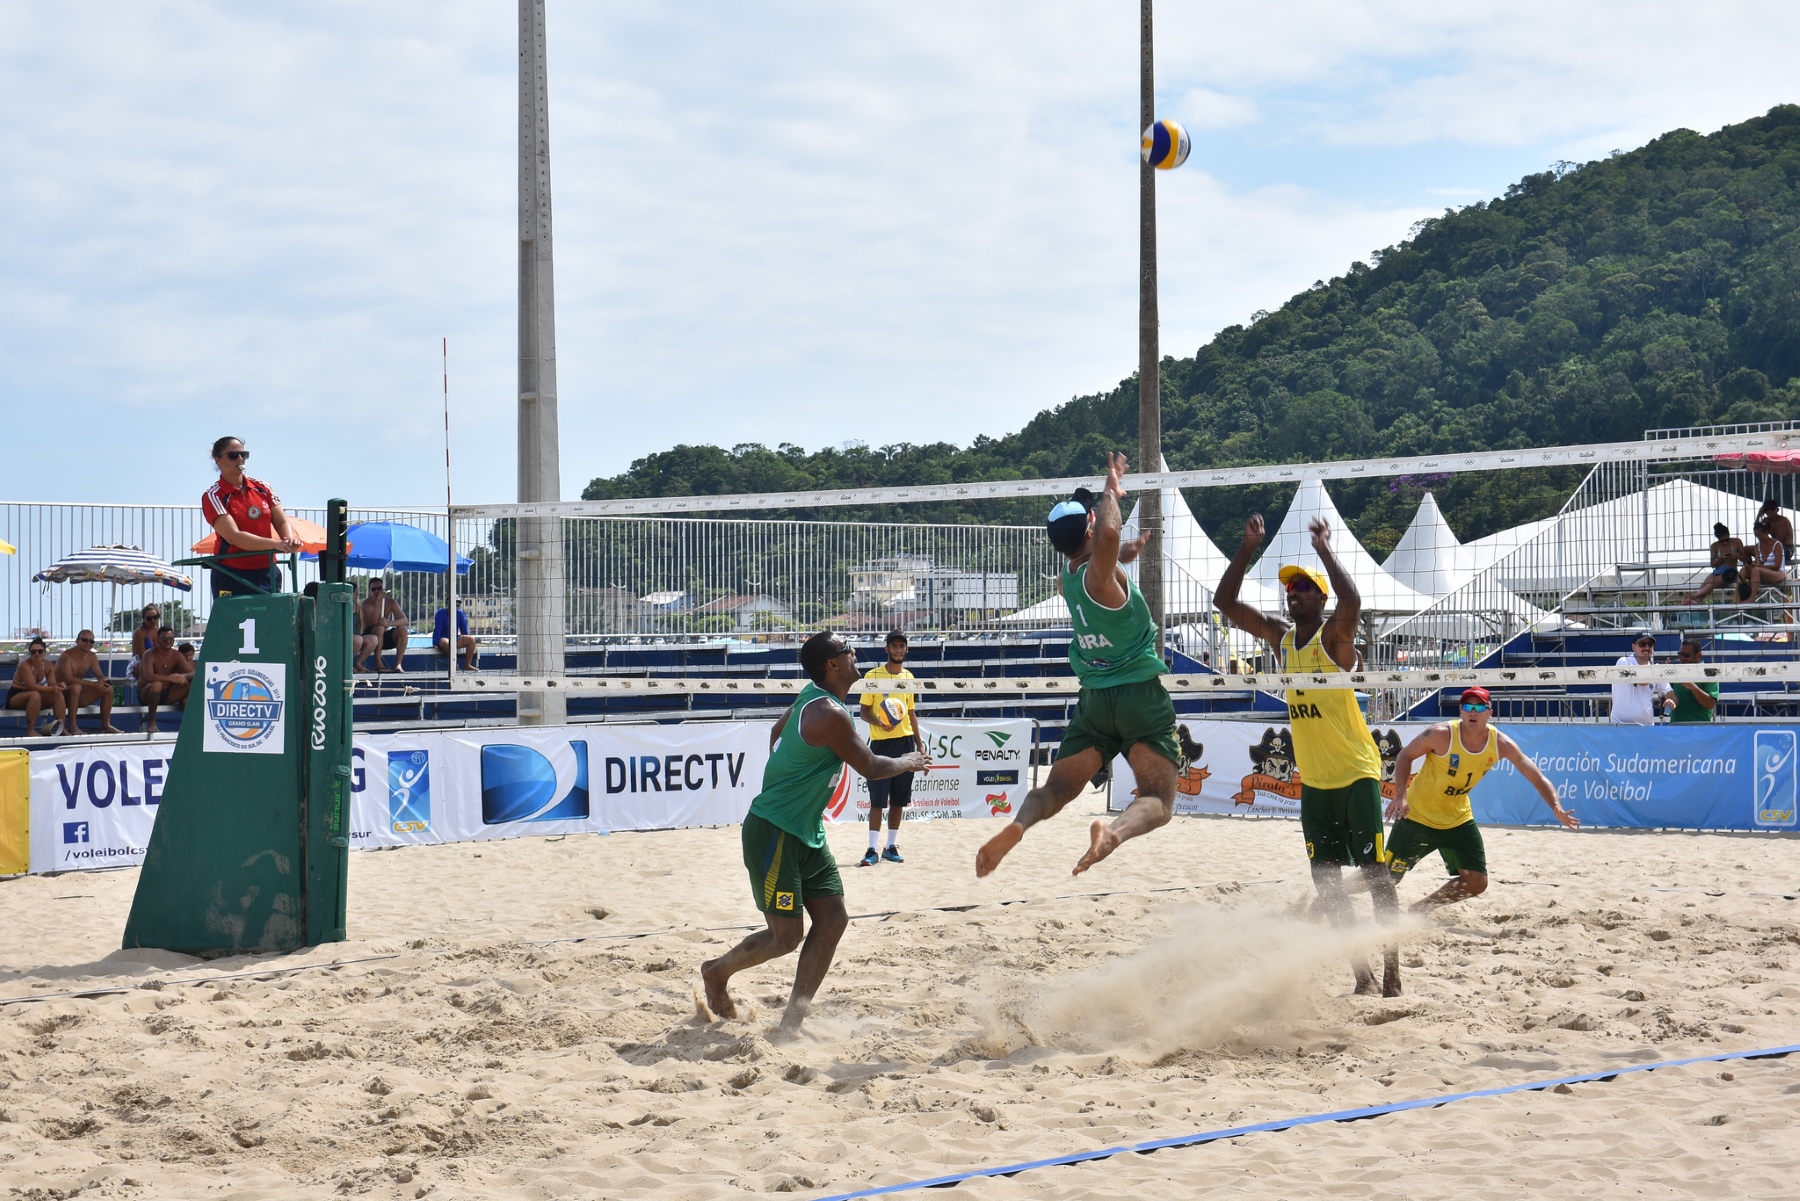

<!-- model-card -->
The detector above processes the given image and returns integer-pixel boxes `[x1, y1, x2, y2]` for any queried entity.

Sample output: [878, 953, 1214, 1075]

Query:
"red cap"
[1460, 687, 1490, 705]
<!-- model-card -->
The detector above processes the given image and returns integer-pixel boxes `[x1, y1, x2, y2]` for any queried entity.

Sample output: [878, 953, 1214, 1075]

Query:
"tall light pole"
[517, 0, 567, 725]
[1137, 0, 1164, 640]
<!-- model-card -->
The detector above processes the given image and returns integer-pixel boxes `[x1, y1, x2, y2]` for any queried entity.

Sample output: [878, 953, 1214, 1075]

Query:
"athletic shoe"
[857, 848, 880, 868]
[882, 845, 904, 864]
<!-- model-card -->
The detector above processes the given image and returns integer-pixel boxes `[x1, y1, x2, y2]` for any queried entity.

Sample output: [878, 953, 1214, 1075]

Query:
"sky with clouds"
[4, 1, 1800, 509]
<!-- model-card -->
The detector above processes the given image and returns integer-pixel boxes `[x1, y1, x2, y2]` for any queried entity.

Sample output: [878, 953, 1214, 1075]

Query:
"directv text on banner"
[202, 661, 287, 755]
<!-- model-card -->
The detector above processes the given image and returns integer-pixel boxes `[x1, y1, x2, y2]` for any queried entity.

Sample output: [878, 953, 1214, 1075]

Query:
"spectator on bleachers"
[57, 630, 120, 735]
[355, 577, 410, 673]
[434, 602, 478, 671]
[137, 627, 193, 734]
[6, 638, 67, 735]
[1668, 639, 1719, 724]
[1682, 523, 1747, 605]
[128, 603, 162, 680]
[1759, 499, 1794, 565]
[1738, 519, 1787, 601]
[1610, 633, 1672, 725]
[178, 641, 197, 677]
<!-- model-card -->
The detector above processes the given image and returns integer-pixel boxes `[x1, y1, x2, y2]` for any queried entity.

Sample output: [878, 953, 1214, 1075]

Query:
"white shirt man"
[1610, 635, 1672, 725]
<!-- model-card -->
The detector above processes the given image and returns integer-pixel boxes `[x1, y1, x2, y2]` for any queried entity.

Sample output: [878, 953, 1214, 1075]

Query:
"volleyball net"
[443, 423, 1800, 709]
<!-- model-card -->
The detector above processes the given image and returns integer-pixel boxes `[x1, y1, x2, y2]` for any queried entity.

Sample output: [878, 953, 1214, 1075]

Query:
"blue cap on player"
[1046, 489, 1095, 554]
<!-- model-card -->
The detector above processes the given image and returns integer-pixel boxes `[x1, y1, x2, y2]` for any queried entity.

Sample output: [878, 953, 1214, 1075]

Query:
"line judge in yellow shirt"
[1387, 686, 1578, 912]
[858, 630, 922, 867]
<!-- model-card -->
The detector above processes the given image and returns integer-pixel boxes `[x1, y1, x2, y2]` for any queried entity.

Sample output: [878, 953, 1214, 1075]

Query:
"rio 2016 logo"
[204, 662, 286, 754]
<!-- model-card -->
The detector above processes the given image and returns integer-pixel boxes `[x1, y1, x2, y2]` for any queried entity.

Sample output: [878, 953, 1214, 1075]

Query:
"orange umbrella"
[193, 516, 334, 555]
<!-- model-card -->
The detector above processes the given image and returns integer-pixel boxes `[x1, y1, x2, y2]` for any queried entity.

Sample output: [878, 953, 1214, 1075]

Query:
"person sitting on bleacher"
[1759, 499, 1794, 566]
[1682, 523, 1747, 605]
[6, 638, 67, 736]
[1737, 519, 1787, 602]
[137, 626, 193, 735]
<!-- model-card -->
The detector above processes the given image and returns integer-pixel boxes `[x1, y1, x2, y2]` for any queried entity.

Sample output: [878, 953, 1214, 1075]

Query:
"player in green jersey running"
[976, 452, 1180, 878]
[701, 631, 929, 1033]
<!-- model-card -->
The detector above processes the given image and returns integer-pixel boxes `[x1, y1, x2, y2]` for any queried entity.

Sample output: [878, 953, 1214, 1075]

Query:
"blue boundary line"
[811, 1042, 1800, 1200]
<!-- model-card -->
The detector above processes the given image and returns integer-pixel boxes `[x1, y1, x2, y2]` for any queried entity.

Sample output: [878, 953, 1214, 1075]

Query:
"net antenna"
[444, 336, 456, 687]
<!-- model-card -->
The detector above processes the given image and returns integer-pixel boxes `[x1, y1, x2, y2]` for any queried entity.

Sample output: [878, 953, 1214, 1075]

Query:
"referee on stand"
[858, 630, 923, 866]
[202, 436, 301, 598]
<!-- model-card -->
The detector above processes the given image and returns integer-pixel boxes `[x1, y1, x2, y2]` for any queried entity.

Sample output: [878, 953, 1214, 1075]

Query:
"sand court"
[4, 789, 1800, 1198]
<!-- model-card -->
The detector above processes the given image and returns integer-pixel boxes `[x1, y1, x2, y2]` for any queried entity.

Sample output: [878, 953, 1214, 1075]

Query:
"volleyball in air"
[869, 696, 907, 732]
[1141, 119, 1191, 170]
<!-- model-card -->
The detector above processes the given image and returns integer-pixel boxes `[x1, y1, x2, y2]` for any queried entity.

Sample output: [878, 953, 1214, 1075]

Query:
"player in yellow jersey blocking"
[1216, 513, 1403, 996]
[1387, 686, 1578, 911]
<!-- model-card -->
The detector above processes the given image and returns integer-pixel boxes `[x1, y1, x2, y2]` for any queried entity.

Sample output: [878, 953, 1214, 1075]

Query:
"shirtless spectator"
[57, 630, 120, 735]
[355, 578, 409, 673]
[6, 639, 67, 735]
[137, 627, 194, 734]
[1759, 499, 1795, 565]
[1683, 523, 1748, 604]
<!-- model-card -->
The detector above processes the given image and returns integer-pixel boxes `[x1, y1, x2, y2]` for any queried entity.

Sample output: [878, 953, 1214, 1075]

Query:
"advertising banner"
[347, 722, 774, 848]
[28, 743, 176, 873]
[1110, 718, 1791, 832]
[28, 722, 775, 872]
[830, 718, 1034, 822]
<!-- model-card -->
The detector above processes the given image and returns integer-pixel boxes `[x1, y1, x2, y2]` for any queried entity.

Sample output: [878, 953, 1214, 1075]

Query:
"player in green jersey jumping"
[976, 452, 1180, 878]
[701, 631, 929, 1033]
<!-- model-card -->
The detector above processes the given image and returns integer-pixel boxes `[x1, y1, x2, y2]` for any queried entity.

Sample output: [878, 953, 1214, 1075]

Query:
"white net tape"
[448, 661, 1800, 695]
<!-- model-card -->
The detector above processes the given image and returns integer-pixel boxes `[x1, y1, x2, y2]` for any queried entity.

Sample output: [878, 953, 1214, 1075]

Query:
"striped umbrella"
[33, 545, 193, 591]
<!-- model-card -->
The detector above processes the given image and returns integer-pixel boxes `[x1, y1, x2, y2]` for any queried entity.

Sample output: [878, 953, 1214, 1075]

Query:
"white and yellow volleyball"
[868, 696, 907, 733]
[1141, 119, 1191, 170]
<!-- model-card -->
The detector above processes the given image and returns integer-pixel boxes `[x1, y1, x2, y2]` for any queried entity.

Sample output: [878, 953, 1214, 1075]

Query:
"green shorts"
[741, 812, 843, 916]
[1387, 817, 1487, 878]
[1299, 777, 1387, 867]
[1057, 678, 1180, 767]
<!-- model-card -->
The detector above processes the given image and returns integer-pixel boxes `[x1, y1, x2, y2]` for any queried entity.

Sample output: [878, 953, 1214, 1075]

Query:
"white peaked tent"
[1246, 479, 1434, 614]
[998, 462, 1273, 624]
[1121, 462, 1276, 611]
[1381, 492, 1473, 598]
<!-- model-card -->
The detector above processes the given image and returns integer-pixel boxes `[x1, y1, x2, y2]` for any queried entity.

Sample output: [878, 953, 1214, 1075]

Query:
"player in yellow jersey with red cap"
[1387, 686, 1578, 911]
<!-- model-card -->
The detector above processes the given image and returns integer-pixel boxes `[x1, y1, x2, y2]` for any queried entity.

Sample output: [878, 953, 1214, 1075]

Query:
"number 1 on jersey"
[238, 618, 260, 656]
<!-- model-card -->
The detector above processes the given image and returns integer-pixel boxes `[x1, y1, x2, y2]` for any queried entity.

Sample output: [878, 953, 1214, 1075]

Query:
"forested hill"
[584, 105, 1800, 556]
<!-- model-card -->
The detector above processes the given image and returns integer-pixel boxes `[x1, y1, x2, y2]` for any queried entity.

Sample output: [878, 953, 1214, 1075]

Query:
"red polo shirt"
[201, 476, 281, 569]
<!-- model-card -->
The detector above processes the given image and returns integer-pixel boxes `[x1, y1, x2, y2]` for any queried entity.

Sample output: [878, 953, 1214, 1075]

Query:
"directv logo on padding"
[389, 750, 430, 834]
[480, 741, 590, 825]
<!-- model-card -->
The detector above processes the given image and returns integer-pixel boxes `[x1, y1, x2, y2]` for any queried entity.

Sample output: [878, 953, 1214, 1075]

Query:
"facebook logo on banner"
[1755, 730, 1797, 827]
[62, 822, 89, 845]
[389, 750, 430, 834]
[480, 741, 589, 825]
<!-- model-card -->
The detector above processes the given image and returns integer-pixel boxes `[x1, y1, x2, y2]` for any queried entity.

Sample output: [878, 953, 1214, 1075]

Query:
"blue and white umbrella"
[306, 521, 472, 574]
[33, 545, 193, 591]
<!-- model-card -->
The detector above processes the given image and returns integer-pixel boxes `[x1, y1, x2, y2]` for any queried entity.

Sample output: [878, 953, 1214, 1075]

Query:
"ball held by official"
[868, 695, 907, 732]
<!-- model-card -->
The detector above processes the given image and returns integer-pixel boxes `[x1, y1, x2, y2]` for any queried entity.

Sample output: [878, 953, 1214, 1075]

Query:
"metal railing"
[0, 502, 449, 647]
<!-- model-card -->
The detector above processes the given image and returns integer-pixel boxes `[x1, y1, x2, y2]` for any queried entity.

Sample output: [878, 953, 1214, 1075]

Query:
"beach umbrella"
[193, 516, 334, 556]
[33, 545, 193, 590]
[312, 521, 471, 574]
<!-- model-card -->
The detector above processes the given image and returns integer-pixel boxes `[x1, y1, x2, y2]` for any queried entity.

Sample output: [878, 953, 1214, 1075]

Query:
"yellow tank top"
[1279, 627, 1381, 789]
[1405, 723, 1500, 829]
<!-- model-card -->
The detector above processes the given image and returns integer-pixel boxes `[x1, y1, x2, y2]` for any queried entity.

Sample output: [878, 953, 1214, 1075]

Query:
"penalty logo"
[203, 662, 287, 754]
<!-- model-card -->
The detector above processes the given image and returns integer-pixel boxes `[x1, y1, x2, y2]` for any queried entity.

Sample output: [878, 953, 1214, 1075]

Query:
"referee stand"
[123, 500, 356, 956]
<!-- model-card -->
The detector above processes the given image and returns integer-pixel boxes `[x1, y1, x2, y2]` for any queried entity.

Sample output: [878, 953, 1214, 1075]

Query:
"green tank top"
[748, 682, 849, 847]
[1060, 563, 1166, 689]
